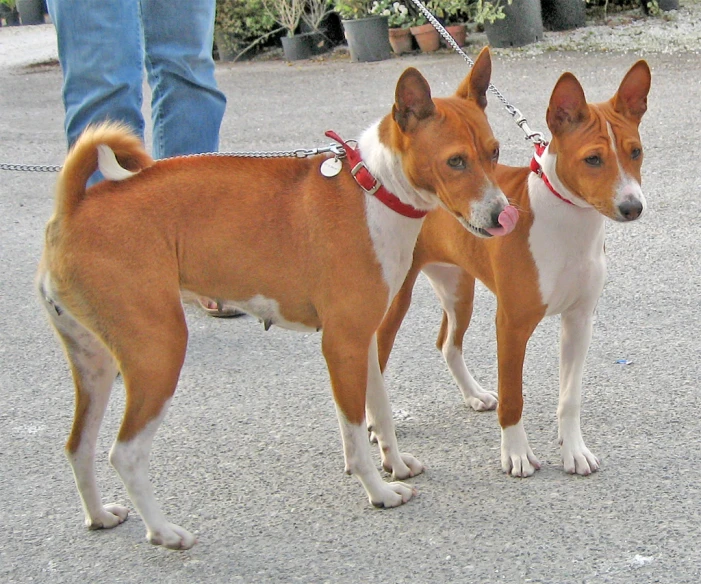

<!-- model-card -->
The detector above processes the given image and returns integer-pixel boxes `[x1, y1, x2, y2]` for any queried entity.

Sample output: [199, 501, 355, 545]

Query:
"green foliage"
[436, 0, 470, 24]
[466, 0, 511, 25]
[215, 0, 278, 55]
[406, 0, 510, 27]
[369, 0, 412, 27]
[333, 0, 372, 19]
[645, 0, 660, 15]
[0, 0, 17, 9]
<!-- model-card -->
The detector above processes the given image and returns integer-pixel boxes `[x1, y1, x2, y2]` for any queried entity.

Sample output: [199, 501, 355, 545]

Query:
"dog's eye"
[447, 156, 466, 170]
[584, 155, 602, 167]
[631, 147, 642, 160]
[492, 147, 500, 163]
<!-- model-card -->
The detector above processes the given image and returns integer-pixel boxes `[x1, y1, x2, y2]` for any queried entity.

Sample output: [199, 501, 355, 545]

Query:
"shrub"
[215, 0, 280, 59]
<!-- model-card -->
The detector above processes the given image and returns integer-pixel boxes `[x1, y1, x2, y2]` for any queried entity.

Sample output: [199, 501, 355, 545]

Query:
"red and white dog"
[378, 60, 651, 477]
[36, 48, 517, 549]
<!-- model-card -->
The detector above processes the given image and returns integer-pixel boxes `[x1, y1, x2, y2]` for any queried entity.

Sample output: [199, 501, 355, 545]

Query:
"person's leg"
[141, 0, 226, 158]
[46, 0, 145, 153]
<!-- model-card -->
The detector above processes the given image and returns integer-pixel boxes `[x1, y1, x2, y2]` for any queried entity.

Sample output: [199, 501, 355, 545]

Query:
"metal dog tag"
[320, 157, 342, 178]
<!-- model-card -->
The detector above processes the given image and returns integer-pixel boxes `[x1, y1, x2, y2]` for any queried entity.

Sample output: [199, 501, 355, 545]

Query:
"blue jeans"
[47, 0, 226, 164]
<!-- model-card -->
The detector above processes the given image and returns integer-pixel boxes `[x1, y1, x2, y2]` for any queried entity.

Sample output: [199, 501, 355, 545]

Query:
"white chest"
[528, 175, 607, 316]
[365, 196, 423, 303]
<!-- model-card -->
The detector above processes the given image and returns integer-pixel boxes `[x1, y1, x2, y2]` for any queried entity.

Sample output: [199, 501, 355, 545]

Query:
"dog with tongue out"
[376, 59, 651, 480]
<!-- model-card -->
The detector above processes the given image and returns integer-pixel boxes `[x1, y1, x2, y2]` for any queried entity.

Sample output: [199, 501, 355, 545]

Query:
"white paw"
[147, 522, 197, 550]
[370, 481, 417, 508]
[561, 440, 600, 475]
[465, 390, 498, 412]
[86, 504, 129, 530]
[502, 451, 540, 477]
[501, 422, 541, 478]
[383, 452, 424, 480]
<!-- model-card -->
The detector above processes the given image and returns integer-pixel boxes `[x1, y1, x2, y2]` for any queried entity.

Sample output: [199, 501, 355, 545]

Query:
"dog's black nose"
[618, 199, 643, 221]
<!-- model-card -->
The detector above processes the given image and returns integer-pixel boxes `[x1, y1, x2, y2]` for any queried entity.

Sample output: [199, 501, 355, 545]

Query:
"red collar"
[529, 142, 575, 206]
[325, 130, 428, 219]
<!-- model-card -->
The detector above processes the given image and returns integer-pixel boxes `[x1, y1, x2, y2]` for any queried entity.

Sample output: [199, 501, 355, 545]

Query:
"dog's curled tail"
[55, 121, 154, 218]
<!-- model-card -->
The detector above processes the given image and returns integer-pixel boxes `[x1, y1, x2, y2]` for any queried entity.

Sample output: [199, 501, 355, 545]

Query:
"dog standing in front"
[377, 60, 651, 477]
[36, 48, 517, 549]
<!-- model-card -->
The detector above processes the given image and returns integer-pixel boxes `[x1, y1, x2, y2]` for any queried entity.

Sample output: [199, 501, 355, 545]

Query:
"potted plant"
[0, 0, 20, 26]
[369, 0, 413, 54]
[263, 0, 312, 60]
[408, 0, 441, 52]
[436, 0, 469, 47]
[482, 0, 543, 48]
[334, 0, 392, 62]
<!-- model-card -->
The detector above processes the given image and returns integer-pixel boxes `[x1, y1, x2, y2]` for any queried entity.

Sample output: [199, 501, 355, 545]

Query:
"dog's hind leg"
[38, 281, 127, 530]
[423, 263, 498, 412]
[366, 335, 423, 480]
[107, 302, 194, 549]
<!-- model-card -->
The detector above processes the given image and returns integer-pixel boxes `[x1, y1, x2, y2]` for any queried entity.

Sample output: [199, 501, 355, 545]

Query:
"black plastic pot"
[17, 0, 44, 25]
[484, 0, 543, 48]
[541, 0, 585, 31]
[282, 33, 315, 61]
[341, 16, 392, 63]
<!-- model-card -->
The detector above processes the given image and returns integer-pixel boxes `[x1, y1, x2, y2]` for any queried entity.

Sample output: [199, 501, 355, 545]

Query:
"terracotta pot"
[444, 24, 467, 48]
[388, 27, 413, 55]
[410, 23, 440, 53]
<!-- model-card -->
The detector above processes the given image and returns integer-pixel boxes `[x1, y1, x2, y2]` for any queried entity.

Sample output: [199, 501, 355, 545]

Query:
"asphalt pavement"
[1, 23, 700, 584]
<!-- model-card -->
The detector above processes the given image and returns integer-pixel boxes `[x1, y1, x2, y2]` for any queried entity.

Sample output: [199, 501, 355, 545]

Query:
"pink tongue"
[485, 205, 519, 237]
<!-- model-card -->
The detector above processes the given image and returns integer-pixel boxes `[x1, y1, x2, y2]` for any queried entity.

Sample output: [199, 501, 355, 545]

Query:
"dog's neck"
[534, 144, 594, 210]
[357, 121, 437, 215]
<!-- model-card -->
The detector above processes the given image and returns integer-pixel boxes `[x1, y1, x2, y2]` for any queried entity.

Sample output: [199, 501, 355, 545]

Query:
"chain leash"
[0, 163, 63, 172]
[0, 145, 346, 174]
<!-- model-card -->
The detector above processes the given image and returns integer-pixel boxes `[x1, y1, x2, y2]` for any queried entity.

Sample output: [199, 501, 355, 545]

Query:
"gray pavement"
[1, 22, 700, 584]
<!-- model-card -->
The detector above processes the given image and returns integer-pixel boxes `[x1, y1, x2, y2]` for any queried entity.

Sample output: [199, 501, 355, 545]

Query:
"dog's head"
[387, 47, 516, 238]
[544, 60, 651, 221]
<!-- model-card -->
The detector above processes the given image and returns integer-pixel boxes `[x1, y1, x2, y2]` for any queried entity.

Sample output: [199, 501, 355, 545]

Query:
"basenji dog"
[36, 48, 517, 549]
[377, 60, 651, 478]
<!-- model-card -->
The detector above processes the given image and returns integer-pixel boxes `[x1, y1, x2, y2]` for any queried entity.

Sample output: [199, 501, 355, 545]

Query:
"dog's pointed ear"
[612, 60, 651, 124]
[546, 72, 590, 135]
[393, 67, 436, 133]
[455, 46, 491, 109]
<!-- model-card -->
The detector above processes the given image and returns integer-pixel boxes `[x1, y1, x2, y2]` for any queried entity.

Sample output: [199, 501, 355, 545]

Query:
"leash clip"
[511, 107, 547, 145]
[294, 144, 347, 158]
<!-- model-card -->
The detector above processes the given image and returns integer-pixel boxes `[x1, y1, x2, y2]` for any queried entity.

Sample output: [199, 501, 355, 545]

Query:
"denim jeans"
[47, 0, 227, 165]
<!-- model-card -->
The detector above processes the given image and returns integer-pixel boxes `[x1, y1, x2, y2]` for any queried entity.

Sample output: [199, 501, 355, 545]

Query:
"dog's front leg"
[366, 335, 424, 480]
[558, 308, 600, 475]
[323, 328, 416, 508]
[497, 307, 541, 477]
